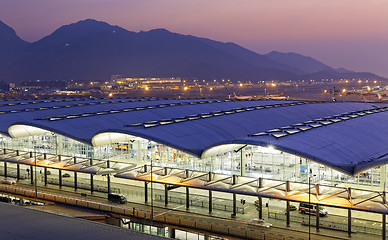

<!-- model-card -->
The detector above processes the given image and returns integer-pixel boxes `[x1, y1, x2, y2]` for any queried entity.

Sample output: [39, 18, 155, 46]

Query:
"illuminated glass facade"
[1, 133, 385, 191]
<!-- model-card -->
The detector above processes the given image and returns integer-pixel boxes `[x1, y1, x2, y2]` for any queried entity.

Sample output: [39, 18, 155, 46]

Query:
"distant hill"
[0, 20, 28, 74]
[296, 69, 384, 82]
[0, 19, 385, 83]
[265, 51, 355, 75]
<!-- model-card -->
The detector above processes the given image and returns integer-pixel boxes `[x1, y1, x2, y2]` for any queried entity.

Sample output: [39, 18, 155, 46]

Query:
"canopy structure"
[0, 149, 135, 175]
[1, 97, 387, 176]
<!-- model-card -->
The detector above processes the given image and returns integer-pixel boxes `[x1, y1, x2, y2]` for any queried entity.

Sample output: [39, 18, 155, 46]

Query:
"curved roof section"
[221, 107, 388, 176]
[2, 97, 388, 176]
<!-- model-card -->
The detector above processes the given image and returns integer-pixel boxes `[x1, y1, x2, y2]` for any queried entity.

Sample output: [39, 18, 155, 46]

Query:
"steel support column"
[30, 165, 33, 184]
[16, 164, 20, 180]
[144, 181, 148, 203]
[348, 209, 352, 236]
[164, 184, 168, 206]
[107, 160, 111, 194]
[232, 193, 236, 217]
[286, 201, 290, 227]
[4, 161, 7, 177]
[59, 169, 62, 188]
[316, 204, 320, 231]
[232, 174, 237, 217]
[286, 181, 290, 227]
[90, 158, 94, 193]
[383, 214, 386, 240]
[186, 187, 189, 210]
[74, 157, 77, 190]
[44, 167, 47, 186]
[90, 174, 94, 193]
[209, 190, 212, 213]
[258, 197, 263, 220]
[348, 187, 352, 237]
[107, 175, 111, 194]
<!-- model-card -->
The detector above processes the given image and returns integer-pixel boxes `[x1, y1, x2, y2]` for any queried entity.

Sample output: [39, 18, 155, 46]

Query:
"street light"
[150, 144, 154, 221]
[308, 174, 316, 240]
[34, 144, 37, 199]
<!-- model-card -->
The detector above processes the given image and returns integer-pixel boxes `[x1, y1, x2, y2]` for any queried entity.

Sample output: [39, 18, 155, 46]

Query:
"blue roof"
[1, 97, 387, 175]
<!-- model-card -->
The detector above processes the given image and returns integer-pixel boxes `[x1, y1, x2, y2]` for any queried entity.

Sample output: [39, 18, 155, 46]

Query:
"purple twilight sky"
[1, 0, 388, 77]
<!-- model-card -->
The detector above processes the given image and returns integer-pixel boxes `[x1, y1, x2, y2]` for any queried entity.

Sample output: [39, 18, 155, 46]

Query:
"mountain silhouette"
[0, 19, 385, 82]
[0, 20, 28, 74]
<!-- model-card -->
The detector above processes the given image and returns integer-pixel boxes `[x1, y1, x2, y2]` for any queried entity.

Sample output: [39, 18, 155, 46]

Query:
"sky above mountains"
[1, 0, 387, 77]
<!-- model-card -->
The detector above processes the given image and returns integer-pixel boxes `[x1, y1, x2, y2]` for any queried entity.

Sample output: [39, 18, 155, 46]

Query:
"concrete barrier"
[45, 194, 55, 201]
[99, 204, 112, 212]
[87, 202, 101, 210]
[180, 218, 194, 228]
[77, 200, 88, 208]
[196, 221, 212, 231]
[15, 188, 25, 195]
[55, 196, 65, 203]
[212, 224, 229, 235]
[112, 206, 125, 215]
[65, 198, 77, 205]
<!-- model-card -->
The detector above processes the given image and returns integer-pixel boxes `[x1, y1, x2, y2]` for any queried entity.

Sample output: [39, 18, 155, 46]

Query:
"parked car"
[0, 178, 16, 185]
[250, 218, 272, 228]
[108, 193, 127, 204]
[289, 204, 297, 211]
[62, 173, 71, 178]
[299, 203, 327, 217]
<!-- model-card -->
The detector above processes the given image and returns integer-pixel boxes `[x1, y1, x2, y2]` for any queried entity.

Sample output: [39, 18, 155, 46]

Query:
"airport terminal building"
[1, 97, 388, 235]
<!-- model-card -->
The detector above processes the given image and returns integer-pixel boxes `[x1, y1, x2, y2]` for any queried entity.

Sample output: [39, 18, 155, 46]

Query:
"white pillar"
[137, 140, 142, 162]
[381, 165, 386, 191]
[240, 148, 246, 176]
[57, 135, 63, 155]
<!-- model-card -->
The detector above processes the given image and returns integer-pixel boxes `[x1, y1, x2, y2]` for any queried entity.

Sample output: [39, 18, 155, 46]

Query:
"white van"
[299, 203, 327, 217]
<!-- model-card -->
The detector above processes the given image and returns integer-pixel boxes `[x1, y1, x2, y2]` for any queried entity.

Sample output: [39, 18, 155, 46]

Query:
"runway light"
[239, 83, 243, 87]
[108, 93, 113, 97]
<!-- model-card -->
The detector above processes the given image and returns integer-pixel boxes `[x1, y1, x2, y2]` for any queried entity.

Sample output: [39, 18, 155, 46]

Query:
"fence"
[269, 211, 384, 236]
[154, 194, 245, 214]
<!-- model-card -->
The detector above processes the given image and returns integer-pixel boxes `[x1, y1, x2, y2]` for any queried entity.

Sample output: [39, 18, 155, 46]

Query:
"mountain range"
[0, 19, 385, 83]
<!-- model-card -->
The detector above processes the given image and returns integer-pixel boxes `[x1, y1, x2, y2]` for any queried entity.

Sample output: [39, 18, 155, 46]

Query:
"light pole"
[151, 161, 153, 221]
[150, 144, 153, 221]
[308, 174, 316, 240]
[34, 144, 37, 199]
[308, 175, 311, 240]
